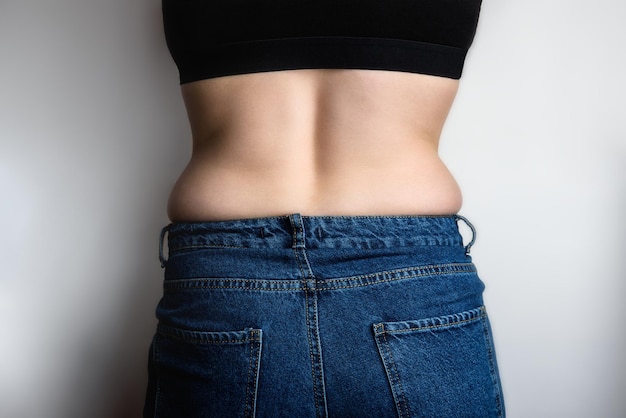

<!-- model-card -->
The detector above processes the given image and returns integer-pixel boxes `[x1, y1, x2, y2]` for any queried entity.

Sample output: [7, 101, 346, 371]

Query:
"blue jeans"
[144, 214, 504, 417]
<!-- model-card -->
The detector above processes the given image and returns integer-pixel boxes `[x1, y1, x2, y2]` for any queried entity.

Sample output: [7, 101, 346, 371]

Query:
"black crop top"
[163, 0, 482, 84]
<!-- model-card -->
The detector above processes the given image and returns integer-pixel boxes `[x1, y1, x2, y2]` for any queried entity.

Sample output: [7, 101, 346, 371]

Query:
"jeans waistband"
[159, 214, 476, 267]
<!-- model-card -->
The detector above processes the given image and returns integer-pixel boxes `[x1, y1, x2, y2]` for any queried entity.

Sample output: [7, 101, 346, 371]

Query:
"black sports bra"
[163, 0, 482, 84]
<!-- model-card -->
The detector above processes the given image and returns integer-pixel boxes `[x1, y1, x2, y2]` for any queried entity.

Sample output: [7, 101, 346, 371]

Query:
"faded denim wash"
[144, 214, 504, 417]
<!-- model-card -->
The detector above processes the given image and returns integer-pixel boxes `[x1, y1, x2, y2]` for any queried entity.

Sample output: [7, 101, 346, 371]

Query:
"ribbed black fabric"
[163, 0, 482, 84]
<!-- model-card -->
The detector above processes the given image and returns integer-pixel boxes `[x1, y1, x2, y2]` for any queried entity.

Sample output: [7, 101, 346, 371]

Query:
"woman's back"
[147, 2, 506, 417]
[168, 68, 463, 221]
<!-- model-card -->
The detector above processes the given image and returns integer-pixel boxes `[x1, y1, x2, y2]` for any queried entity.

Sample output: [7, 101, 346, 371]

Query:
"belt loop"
[288, 213, 306, 249]
[454, 215, 476, 256]
[159, 224, 172, 268]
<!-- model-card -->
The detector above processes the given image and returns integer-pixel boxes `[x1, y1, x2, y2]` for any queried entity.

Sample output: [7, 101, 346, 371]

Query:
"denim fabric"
[144, 214, 504, 418]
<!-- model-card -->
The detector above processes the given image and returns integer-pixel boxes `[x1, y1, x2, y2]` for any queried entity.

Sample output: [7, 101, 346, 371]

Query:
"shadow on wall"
[49, 2, 189, 417]
[94, 225, 167, 418]
[611, 142, 626, 407]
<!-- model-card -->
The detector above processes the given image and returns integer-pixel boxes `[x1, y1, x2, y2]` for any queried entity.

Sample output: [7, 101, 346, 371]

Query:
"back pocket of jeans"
[151, 325, 262, 418]
[373, 306, 503, 418]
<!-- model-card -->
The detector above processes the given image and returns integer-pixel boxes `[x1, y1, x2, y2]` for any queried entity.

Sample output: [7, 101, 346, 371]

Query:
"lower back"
[167, 69, 463, 221]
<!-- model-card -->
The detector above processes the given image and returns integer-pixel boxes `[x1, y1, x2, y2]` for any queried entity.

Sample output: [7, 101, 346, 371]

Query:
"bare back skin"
[167, 69, 462, 222]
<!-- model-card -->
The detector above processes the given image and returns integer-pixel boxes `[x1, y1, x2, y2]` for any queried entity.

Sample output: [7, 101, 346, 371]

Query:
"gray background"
[1, 0, 625, 416]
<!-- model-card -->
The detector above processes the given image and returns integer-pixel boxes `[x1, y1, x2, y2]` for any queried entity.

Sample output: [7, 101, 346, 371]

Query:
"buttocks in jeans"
[144, 214, 504, 418]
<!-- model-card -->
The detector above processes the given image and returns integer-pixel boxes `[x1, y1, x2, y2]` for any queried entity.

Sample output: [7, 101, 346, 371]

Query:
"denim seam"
[161, 271, 458, 292]
[152, 337, 161, 418]
[156, 336, 258, 344]
[312, 288, 328, 418]
[375, 328, 410, 418]
[304, 287, 322, 415]
[244, 330, 262, 418]
[165, 285, 301, 292]
[290, 215, 328, 416]
[480, 313, 504, 417]
[321, 263, 475, 283]
[245, 338, 255, 417]
[169, 242, 460, 251]
[157, 326, 262, 344]
[162, 263, 476, 292]
[170, 244, 250, 251]
[304, 281, 330, 417]
[317, 269, 474, 291]
[381, 311, 486, 334]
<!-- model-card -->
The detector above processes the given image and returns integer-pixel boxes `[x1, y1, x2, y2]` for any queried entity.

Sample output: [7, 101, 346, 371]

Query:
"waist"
[166, 214, 467, 251]
[160, 214, 475, 281]
[167, 140, 462, 221]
